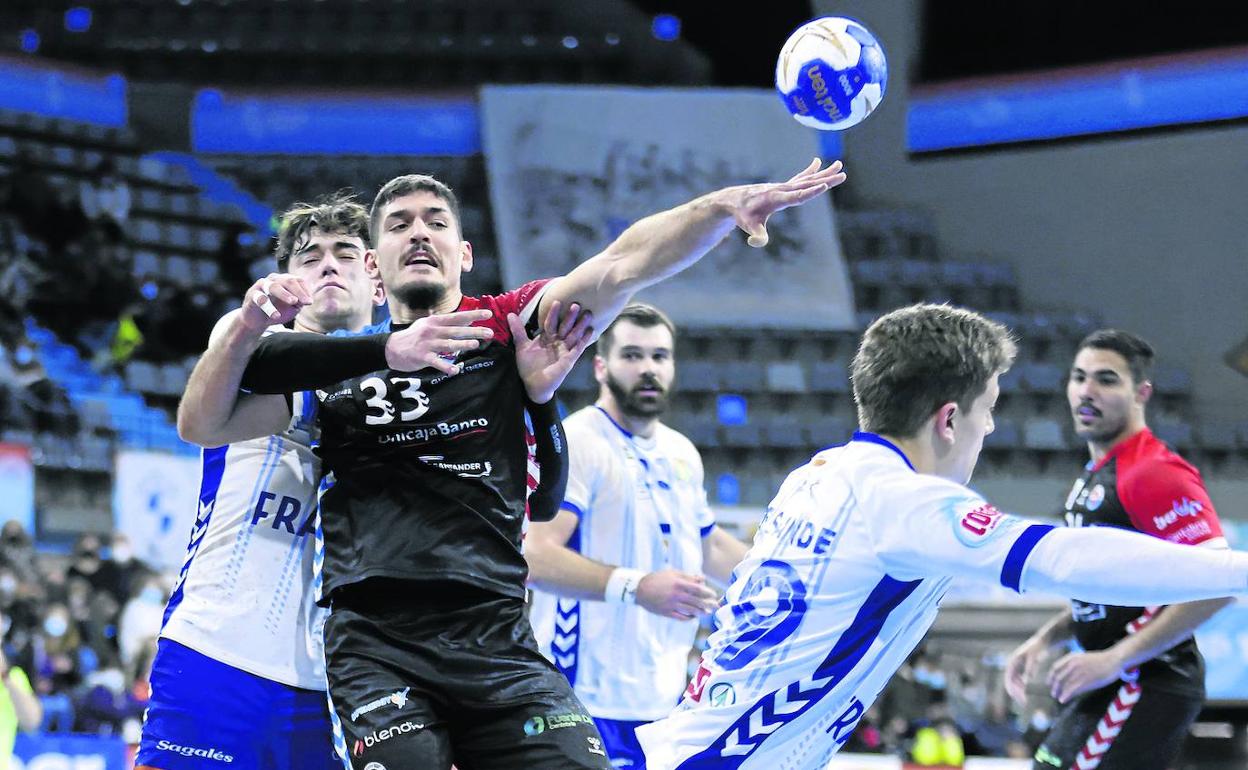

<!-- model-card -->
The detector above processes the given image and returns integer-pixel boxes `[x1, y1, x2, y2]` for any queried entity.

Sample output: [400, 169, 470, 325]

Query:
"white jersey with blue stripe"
[160, 388, 329, 691]
[528, 406, 717, 721]
[636, 433, 1054, 769]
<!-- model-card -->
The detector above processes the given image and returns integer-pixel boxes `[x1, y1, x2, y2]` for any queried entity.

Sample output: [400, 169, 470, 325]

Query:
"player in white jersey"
[636, 304, 1248, 770]
[137, 195, 384, 770]
[526, 304, 748, 768]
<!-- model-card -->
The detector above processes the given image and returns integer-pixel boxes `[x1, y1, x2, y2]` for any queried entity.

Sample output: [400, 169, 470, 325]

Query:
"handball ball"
[775, 16, 887, 131]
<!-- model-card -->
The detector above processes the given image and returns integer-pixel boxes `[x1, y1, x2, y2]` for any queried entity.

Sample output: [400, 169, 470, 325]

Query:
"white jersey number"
[360, 376, 430, 425]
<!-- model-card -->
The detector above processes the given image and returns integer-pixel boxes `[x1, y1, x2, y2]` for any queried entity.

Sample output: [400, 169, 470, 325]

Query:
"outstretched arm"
[536, 158, 846, 333]
[1020, 526, 1245, 605]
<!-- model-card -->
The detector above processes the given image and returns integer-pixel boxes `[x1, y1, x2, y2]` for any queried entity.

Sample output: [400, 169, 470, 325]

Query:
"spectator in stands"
[0, 523, 38, 589]
[66, 535, 118, 600]
[0, 611, 41, 764]
[104, 534, 149, 607]
[78, 158, 131, 241]
[910, 715, 966, 767]
[117, 575, 164, 674]
[74, 665, 145, 736]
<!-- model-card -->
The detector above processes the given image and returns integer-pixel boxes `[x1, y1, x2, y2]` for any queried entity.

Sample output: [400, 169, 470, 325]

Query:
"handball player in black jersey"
[1005, 330, 1232, 770]
[237, 161, 848, 769]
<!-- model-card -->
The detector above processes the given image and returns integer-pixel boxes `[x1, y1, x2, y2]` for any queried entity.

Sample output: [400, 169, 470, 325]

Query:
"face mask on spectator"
[112, 545, 133, 562]
[140, 586, 163, 605]
[44, 615, 68, 637]
[0, 575, 15, 595]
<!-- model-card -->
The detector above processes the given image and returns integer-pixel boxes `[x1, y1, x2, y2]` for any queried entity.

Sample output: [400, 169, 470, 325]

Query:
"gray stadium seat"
[678, 361, 721, 393]
[719, 367, 766, 393]
[1022, 418, 1067, 451]
[1153, 421, 1194, 450]
[808, 360, 851, 394]
[1195, 420, 1238, 452]
[765, 361, 807, 394]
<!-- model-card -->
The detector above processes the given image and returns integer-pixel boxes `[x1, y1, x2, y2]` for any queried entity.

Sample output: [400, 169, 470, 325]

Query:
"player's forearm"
[1022, 527, 1247, 605]
[526, 398, 569, 523]
[1108, 597, 1233, 671]
[525, 540, 617, 600]
[178, 314, 265, 445]
[240, 332, 390, 393]
[1027, 609, 1076, 648]
[547, 192, 737, 325]
[703, 528, 749, 586]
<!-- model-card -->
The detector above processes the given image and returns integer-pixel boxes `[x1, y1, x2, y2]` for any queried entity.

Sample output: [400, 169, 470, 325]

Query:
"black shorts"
[324, 580, 612, 770]
[1032, 680, 1201, 770]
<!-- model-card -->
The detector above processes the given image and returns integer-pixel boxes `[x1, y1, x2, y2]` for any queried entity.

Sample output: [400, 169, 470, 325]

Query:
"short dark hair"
[1076, 329, 1155, 383]
[369, 174, 462, 243]
[597, 303, 677, 356]
[274, 192, 369, 271]
[851, 304, 1017, 438]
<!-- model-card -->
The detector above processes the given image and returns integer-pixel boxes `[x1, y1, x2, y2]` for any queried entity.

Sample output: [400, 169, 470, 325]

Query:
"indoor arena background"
[0, 0, 1245, 768]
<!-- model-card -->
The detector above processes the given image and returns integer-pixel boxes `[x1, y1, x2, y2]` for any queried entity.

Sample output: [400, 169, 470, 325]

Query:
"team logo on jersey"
[1154, 496, 1204, 530]
[155, 740, 234, 763]
[521, 710, 593, 738]
[352, 721, 425, 755]
[952, 501, 1010, 547]
[1086, 484, 1105, 511]
[673, 458, 694, 483]
[350, 687, 411, 722]
[686, 663, 712, 702]
[709, 682, 737, 706]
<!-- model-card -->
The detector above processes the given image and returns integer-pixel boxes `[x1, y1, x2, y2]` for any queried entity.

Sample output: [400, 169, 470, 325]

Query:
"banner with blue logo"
[113, 450, 202, 571]
[13, 733, 127, 770]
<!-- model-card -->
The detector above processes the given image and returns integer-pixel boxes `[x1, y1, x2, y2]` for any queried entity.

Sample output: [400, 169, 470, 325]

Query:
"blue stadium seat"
[716, 394, 748, 426]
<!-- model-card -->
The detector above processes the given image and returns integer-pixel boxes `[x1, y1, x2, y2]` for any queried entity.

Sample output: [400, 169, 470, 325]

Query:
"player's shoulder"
[1118, 428, 1203, 484]
[466, 279, 553, 314]
[655, 421, 701, 459]
[564, 406, 618, 447]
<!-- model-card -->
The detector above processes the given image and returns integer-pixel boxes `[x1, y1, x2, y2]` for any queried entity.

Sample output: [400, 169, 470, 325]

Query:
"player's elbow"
[176, 403, 223, 447]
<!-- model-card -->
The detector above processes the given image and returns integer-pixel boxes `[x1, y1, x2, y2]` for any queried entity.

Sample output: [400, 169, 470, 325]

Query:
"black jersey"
[313, 280, 550, 601]
[1061, 428, 1224, 697]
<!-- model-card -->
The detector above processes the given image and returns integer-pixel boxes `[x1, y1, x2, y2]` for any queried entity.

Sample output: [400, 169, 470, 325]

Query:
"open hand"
[512, 300, 594, 403]
[729, 158, 846, 248]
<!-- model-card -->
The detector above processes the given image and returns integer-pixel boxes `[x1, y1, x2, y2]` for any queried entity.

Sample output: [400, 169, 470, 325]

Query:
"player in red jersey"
[1006, 330, 1232, 770]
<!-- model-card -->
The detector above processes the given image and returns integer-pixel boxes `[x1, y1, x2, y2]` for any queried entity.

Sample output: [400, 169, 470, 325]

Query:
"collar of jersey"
[594, 405, 635, 438]
[851, 431, 916, 472]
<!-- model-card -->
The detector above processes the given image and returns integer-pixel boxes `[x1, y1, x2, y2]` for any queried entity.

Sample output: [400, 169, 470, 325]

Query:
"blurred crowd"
[0, 155, 259, 436]
[0, 520, 169, 740]
[837, 647, 1052, 765]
